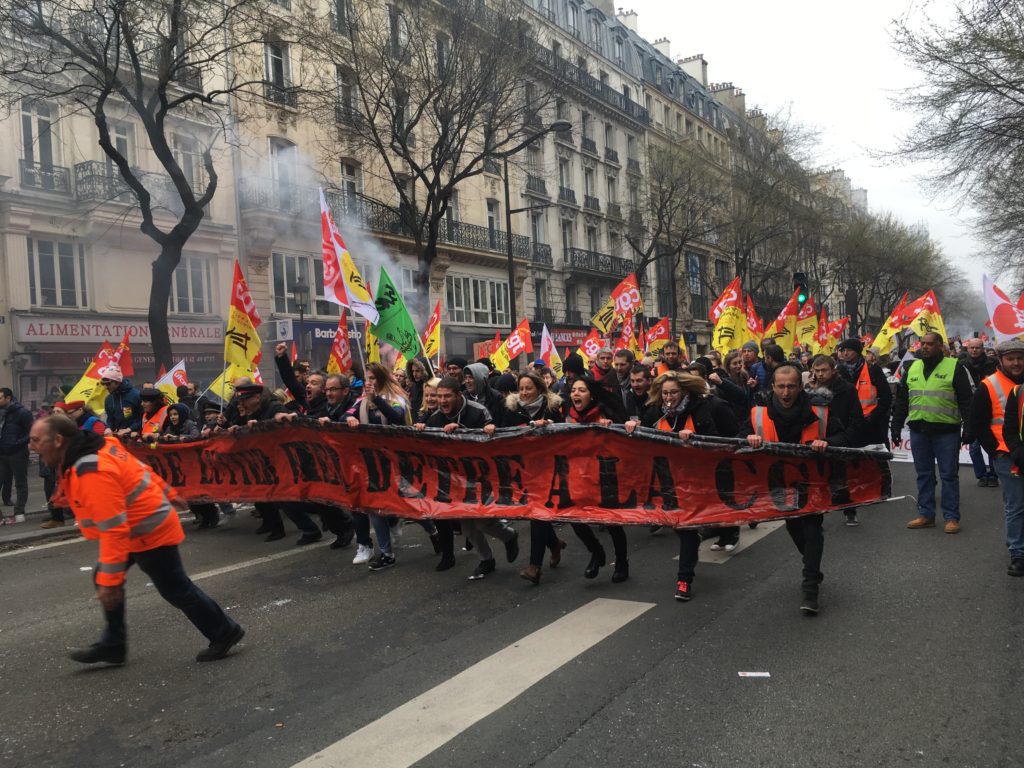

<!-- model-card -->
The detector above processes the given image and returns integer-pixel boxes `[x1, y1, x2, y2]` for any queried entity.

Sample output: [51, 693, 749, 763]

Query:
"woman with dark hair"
[159, 403, 200, 442]
[625, 370, 740, 602]
[563, 375, 629, 583]
[405, 357, 431, 415]
[345, 363, 438, 570]
[500, 371, 567, 585]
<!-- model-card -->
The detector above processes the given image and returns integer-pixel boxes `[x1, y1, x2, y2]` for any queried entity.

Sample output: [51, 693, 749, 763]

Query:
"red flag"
[580, 328, 603, 360]
[157, 364, 167, 379]
[505, 318, 535, 357]
[327, 310, 353, 374]
[112, 331, 134, 377]
[645, 317, 671, 352]
[745, 296, 764, 341]
[709, 276, 742, 324]
[614, 312, 634, 352]
[319, 189, 348, 307]
[291, 341, 298, 362]
[610, 273, 644, 317]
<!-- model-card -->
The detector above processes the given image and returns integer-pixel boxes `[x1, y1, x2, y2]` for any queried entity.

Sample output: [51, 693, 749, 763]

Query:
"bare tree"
[623, 139, 728, 333]
[894, 0, 1024, 288]
[301, 0, 563, 311]
[0, 0, 279, 372]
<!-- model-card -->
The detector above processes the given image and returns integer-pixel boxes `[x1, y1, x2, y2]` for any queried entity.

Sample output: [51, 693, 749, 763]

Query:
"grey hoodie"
[464, 363, 503, 414]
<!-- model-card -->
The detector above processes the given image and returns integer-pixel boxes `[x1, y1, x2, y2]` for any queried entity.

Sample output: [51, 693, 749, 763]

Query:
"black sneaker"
[504, 532, 519, 563]
[196, 625, 245, 662]
[468, 558, 496, 580]
[674, 581, 692, 602]
[69, 643, 126, 665]
[329, 532, 354, 550]
[799, 596, 819, 615]
[296, 532, 323, 546]
[435, 555, 456, 572]
[844, 511, 859, 527]
[368, 552, 396, 571]
[1008, 558, 1024, 577]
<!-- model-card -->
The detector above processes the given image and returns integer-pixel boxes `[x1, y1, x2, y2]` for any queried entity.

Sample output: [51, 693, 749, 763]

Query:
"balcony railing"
[335, 104, 363, 128]
[528, 42, 650, 126]
[604, 147, 619, 163]
[559, 186, 577, 205]
[323, 191, 531, 259]
[526, 175, 548, 195]
[19, 159, 71, 194]
[532, 242, 553, 266]
[264, 82, 298, 108]
[239, 176, 317, 216]
[584, 195, 601, 212]
[627, 158, 641, 174]
[564, 309, 584, 325]
[607, 202, 623, 219]
[554, 128, 574, 146]
[565, 247, 634, 279]
[581, 137, 598, 155]
[535, 307, 555, 323]
[74, 160, 193, 216]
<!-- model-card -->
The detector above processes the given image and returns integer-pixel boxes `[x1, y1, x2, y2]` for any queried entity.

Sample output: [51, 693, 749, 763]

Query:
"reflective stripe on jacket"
[751, 405, 828, 444]
[983, 370, 1015, 452]
[62, 437, 185, 586]
[856, 363, 878, 416]
[906, 358, 959, 425]
[656, 414, 695, 432]
[141, 406, 169, 437]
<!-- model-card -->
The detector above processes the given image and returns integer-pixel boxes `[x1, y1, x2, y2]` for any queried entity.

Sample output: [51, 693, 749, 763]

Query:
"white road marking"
[670, 520, 785, 564]
[190, 546, 321, 582]
[291, 598, 655, 768]
[0, 536, 88, 559]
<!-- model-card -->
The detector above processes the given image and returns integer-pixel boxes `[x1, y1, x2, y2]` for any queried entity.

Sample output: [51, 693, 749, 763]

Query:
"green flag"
[370, 266, 421, 359]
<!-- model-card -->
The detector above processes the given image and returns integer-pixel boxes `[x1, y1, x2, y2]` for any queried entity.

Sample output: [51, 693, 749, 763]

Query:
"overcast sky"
[625, 0, 989, 289]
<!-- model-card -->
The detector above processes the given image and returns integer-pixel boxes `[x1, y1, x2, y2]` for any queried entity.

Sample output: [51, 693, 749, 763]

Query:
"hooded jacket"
[500, 390, 563, 427]
[463, 363, 504, 416]
[0, 399, 33, 455]
[806, 374, 866, 447]
[103, 380, 143, 432]
[161, 403, 200, 439]
[424, 395, 493, 429]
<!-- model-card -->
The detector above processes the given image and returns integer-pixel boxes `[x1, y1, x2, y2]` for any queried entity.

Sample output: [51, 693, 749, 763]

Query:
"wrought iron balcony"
[581, 137, 598, 155]
[19, 159, 71, 194]
[607, 202, 623, 219]
[559, 186, 577, 205]
[264, 82, 298, 108]
[74, 160, 191, 216]
[532, 242, 553, 266]
[564, 309, 584, 325]
[554, 128, 574, 146]
[526, 175, 548, 195]
[535, 307, 555, 323]
[335, 104, 363, 128]
[604, 147, 619, 163]
[565, 247, 634, 279]
[239, 176, 317, 216]
[584, 195, 601, 212]
[627, 158, 641, 174]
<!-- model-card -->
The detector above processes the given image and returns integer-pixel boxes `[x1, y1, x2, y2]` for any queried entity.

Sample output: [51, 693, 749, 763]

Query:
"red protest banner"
[125, 423, 891, 528]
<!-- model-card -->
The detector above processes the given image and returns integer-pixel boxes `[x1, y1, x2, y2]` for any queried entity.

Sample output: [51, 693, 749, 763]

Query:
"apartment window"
[558, 159, 571, 188]
[663, 104, 670, 126]
[21, 100, 63, 190]
[169, 255, 213, 315]
[609, 231, 620, 257]
[714, 258, 729, 293]
[644, 94, 653, 114]
[527, 146, 542, 176]
[556, 99, 569, 121]
[531, 211, 545, 244]
[614, 37, 624, 65]
[584, 167, 595, 197]
[561, 220, 574, 252]
[336, 66, 357, 117]
[339, 161, 361, 213]
[400, 267, 418, 302]
[27, 238, 87, 308]
[436, 33, 450, 77]
[654, 66, 662, 86]
[586, 225, 599, 252]
[604, 123, 614, 150]
[172, 132, 203, 192]
[628, 182, 639, 208]
[589, 17, 601, 50]
[676, 112, 683, 133]
[105, 121, 135, 176]
[687, 251, 708, 318]
[389, 5, 408, 55]
[445, 190, 461, 224]
[622, 84, 631, 102]
[264, 41, 290, 88]
[581, 111, 591, 140]
[552, 41, 561, 58]
[535, 279, 547, 313]
[627, 134, 637, 159]
[606, 175, 617, 203]
[567, 3, 578, 36]
[445, 274, 509, 326]
[590, 286, 602, 314]
[332, 0, 354, 31]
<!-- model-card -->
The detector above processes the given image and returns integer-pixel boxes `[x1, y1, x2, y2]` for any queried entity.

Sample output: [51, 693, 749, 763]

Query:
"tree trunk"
[148, 240, 184, 375]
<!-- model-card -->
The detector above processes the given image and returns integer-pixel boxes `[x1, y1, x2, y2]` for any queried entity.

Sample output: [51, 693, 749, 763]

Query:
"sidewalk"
[0, 473, 81, 548]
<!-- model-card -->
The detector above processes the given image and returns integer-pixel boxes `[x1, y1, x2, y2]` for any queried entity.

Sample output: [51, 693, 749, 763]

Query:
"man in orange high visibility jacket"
[29, 415, 244, 665]
[740, 363, 856, 616]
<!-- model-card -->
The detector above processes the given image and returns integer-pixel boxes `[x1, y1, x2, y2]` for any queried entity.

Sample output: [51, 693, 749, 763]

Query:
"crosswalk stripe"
[290, 597, 655, 768]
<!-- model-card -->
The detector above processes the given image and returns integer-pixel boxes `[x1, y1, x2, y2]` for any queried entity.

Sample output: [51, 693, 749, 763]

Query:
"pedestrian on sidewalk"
[0, 387, 33, 525]
[29, 415, 244, 665]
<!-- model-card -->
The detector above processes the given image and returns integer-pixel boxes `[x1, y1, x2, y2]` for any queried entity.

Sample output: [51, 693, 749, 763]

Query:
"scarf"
[839, 360, 860, 379]
[568, 404, 601, 423]
[519, 395, 545, 418]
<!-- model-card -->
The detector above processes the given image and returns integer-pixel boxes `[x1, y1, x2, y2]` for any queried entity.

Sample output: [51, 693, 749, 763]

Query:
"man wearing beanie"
[837, 337, 892, 450]
[975, 340, 1024, 575]
[98, 363, 142, 436]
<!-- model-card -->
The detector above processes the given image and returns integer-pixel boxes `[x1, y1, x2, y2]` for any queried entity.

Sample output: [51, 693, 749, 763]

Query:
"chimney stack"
[653, 37, 671, 58]
[616, 8, 638, 32]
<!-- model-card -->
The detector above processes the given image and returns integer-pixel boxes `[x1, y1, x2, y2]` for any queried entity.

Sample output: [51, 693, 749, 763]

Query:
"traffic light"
[794, 271, 809, 309]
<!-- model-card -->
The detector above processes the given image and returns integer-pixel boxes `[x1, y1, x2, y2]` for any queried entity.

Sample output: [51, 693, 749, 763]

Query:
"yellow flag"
[225, 261, 262, 370]
[711, 307, 745, 357]
[366, 321, 381, 364]
[65, 363, 108, 415]
[590, 294, 618, 334]
[342, 251, 378, 323]
[393, 352, 407, 375]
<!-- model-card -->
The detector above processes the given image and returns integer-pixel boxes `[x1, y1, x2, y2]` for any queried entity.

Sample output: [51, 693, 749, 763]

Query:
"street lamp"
[291, 276, 310, 361]
[502, 118, 572, 363]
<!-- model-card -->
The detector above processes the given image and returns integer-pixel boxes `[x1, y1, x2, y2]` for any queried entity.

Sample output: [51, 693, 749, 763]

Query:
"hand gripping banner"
[125, 423, 892, 528]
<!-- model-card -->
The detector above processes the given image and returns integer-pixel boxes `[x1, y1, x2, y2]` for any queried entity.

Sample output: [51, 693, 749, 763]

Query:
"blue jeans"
[969, 441, 997, 480]
[993, 454, 1024, 559]
[96, 545, 238, 648]
[368, 512, 392, 554]
[910, 429, 961, 521]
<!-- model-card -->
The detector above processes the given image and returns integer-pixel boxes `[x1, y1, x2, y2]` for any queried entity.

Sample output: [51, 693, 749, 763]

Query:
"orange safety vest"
[982, 370, 1016, 453]
[751, 405, 828, 444]
[656, 362, 683, 377]
[656, 413, 696, 433]
[62, 437, 186, 587]
[141, 405, 169, 437]
[856, 363, 879, 416]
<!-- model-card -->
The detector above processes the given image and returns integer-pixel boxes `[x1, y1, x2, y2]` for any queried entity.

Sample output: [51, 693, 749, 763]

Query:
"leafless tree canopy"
[894, 0, 1024, 289]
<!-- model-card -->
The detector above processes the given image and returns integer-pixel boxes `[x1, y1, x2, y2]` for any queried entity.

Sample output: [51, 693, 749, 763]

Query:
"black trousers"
[571, 523, 627, 562]
[528, 520, 561, 567]
[433, 519, 455, 559]
[95, 545, 237, 648]
[785, 514, 825, 595]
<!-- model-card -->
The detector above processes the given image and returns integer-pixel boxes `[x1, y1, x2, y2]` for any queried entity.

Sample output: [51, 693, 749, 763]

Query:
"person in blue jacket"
[97, 363, 142, 435]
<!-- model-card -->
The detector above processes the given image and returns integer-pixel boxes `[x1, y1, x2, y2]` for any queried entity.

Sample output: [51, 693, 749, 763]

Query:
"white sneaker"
[709, 543, 724, 551]
[14, 514, 26, 523]
[352, 544, 373, 565]
[724, 543, 736, 552]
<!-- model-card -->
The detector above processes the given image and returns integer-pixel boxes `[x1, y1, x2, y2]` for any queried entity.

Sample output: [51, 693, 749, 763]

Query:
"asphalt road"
[1, 462, 1020, 768]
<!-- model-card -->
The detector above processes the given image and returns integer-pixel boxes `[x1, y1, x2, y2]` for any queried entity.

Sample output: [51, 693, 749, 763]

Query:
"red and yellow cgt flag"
[744, 296, 764, 345]
[645, 317, 671, 354]
[422, 300, 442, 360]
[224, 261, 262, 371]
[764, 289, 801, 356]
[711, 279, 745, 356]
[796, 297, 818, 350]
[490, 319, 534, 372]
[326, 310, 353, 375]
